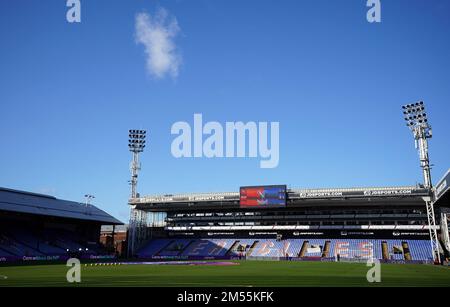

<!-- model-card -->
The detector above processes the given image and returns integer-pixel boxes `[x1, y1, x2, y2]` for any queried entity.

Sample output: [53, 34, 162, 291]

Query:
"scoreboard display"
[240, 185, 287, 208]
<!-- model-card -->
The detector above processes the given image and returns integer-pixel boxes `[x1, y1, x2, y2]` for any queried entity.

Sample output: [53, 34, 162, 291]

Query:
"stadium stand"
[137, 238, 434, 261]
[287, 240, 303, 257]
[137, 239, 172, 258]
[332, 239, 374, 259]
[249, 240, 286, 257]
[129, 183, 448, 263]
[406, 240, 434, 261]
[0, 187, 122, 261]
[158, 239, 193, 256]
[181, 239, 235, 257]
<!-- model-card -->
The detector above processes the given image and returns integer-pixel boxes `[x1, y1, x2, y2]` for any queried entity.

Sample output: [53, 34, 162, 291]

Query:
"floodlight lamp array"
[402, 101, 429, 129]
[128, 130, 146, 152]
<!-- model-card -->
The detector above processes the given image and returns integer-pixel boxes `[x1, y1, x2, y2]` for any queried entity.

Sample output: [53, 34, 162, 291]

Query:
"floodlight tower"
[128, 130, 146, 198]
[84, 194, 95, 206]
[402, 101, 440, 263]
[127, 129, 147, 257]
[84, 194, 95, 215]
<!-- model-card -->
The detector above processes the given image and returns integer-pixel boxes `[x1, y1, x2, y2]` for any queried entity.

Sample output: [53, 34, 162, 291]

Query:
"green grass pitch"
[1, 261, 449, 287]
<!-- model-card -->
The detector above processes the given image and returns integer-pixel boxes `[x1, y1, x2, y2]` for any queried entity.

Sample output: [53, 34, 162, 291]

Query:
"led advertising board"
[240, 185, 287, 208]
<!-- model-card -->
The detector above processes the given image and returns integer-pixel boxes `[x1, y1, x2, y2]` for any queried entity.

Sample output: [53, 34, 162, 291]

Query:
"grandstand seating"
[181, 239, 235, 257]
[0, 248, 13, 257]
[137, 239, 172, 257]
[405, 240, 433, 261]
[385, 240, 405, 260]
[158, 239, 193, 256]
[0, 226, 104, 258]
[249, 240, 289, 257]
[137, 238, 434, 261]
[8, 228, 66, 255]
[303, 239, 325, 257]
[43, 229, 95, 254]
[0, 187, 121, 260]
[228, 239, 255, 256]
[0, 233, 45, 257]
[287, 239, 303, 257]
[331, 239, 383, 260]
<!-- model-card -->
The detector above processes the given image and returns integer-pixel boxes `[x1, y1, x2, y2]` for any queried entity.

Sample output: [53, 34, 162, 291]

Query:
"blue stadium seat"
[135, 238, 434, 261]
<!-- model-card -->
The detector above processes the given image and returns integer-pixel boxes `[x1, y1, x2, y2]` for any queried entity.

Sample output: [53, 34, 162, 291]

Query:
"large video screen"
[240, 185, 287, 208]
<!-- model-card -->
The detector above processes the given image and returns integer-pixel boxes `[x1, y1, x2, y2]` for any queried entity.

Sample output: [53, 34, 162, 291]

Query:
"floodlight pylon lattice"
[402, 101, 440, 263]
[441, 213, 450, 254]
[127, 129, 148, 257]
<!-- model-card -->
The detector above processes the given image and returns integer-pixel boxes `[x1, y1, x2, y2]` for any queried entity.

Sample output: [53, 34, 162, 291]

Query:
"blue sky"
[0, 0, 449, 222]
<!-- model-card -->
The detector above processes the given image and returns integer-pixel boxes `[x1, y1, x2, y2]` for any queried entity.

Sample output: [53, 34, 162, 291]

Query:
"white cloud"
[135, 8, 181, 79]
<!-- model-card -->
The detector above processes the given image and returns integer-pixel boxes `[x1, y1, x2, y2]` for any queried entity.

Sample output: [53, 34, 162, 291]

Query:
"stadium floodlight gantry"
[84, 194, 95, 206]
[128, 129, 146, 198]
[402, 101, 440, 263]
[403, 101, 432, 188]
[127, 129, 149, 257]
[84, 194, 95, 215]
